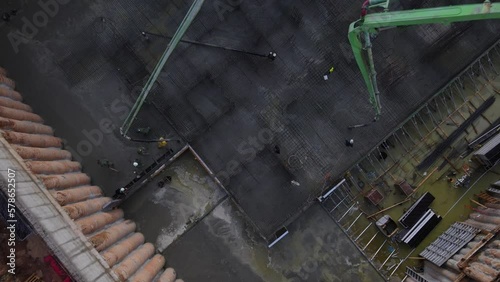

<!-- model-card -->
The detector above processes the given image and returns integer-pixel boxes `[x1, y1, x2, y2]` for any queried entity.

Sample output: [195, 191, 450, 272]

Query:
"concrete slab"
[165, 199, 382, 282]
[0, 0, 499, 243]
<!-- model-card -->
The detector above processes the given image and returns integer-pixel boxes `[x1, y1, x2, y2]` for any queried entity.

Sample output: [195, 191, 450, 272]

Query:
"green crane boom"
[348, 0, 500, 120]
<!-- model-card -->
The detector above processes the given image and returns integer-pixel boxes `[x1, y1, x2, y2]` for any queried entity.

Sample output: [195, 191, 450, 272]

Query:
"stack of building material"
[0, 67, 184, 282]
[407, 187, 500, 282]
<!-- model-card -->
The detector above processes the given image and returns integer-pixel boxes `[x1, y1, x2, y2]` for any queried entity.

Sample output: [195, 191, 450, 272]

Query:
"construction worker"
[1, 9, 18, 23]
[274, 145, 281, 154]
[164, 176, 172, 183]
[323, 66, 335, 80]
[345, 139, 354, 147]
[158, 137, 168, 149]
[141, 31, 150, 41]
[267, 51, 277, 61]
[137, 146, 148, 155]
[132, 159, 141, 168]
[136, 127, 151, 136]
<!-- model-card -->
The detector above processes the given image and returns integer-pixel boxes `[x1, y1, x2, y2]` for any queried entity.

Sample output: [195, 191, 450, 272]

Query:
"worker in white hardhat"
[132, 159, 141, 168]
[113, 187, 127, 199]
[345, 139, 354, 147]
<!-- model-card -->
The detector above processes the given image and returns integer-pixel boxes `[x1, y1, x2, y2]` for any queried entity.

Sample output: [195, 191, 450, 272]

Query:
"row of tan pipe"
[0, 105, 43, 122]
[0, 67, 184, 281]
[12, 145, 72, 161]
[0, 96, 32, 111]
[2, 131, 63, 148]
[0, 116, 53, 135]
[0, 87, 22, 101]
[0, 74, 15, 88]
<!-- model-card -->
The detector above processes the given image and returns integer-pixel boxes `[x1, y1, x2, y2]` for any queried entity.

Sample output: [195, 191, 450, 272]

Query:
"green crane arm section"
[348, 1, 500, 120]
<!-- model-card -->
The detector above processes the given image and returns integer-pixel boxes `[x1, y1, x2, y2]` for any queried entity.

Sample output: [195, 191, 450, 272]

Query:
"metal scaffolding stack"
[420, 223, 480, 266]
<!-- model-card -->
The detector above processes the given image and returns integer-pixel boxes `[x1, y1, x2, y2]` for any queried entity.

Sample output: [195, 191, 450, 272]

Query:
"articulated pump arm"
[348, 0, 500, 120]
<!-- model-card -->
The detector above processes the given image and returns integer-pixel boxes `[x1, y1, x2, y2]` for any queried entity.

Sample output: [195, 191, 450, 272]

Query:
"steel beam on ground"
[389, 249, 415, 278]
[346, 212, 363, 232]
[379, 248, 396, 270]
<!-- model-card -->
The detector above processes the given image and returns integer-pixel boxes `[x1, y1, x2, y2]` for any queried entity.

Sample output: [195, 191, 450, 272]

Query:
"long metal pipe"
[371, 240, 387, 260]
[379, 248, 396, 270]
[63, 197, 112, 220]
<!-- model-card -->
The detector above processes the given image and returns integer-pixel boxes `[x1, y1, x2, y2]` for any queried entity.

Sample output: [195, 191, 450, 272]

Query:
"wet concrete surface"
[165, 199, 382, 282]
[121, 151, 226, 252]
